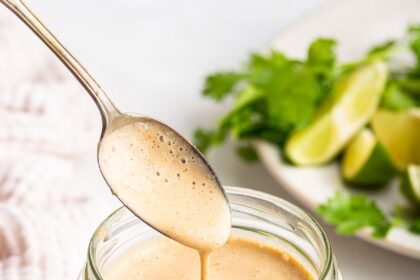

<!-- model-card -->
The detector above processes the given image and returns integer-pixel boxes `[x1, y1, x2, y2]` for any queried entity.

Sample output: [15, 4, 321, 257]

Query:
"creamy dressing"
[104, 237, 314, 280]
[98, 118, 231, 253]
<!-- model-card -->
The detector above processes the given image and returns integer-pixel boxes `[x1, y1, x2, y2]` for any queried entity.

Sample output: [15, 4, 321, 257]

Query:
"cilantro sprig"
[317, 192, 391, 238]
[317, 193, 420, 238]
[194, 24, 420, 237]
[194, 38, 338, 157]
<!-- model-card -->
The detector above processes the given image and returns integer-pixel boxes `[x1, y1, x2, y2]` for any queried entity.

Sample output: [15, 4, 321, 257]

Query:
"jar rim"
[87, 186, 335, 280]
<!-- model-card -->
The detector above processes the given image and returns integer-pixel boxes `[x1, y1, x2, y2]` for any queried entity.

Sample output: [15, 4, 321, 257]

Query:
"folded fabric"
[0, 203, 105, 280]
[0, 5, 108, 280]
[0, 81, 98, 158]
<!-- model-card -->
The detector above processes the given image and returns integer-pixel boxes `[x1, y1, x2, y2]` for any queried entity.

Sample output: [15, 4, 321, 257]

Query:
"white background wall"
[22, 0, 420, 278]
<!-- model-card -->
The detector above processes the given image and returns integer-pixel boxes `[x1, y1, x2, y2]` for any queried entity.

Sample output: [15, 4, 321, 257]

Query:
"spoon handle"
[0, 0, 120, 126]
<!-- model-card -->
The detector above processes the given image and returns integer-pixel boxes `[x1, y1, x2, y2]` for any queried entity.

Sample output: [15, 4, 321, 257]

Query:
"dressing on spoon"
[98, 116, 231, 252]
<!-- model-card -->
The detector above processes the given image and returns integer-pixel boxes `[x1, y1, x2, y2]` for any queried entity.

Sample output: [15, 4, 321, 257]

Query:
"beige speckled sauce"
[104, 237, 314, 280]
[98, 119, 231, 253]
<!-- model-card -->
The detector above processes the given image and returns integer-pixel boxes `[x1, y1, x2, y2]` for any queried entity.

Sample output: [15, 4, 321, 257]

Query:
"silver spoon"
[1, 0, 231, 251]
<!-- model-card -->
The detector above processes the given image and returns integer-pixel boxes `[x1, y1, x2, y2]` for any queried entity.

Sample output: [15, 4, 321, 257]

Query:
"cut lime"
[342, 129, 397, 188]
[285, 60, 388, 165]
[372, 109, 420, 170]
[401, 165, 420, 206]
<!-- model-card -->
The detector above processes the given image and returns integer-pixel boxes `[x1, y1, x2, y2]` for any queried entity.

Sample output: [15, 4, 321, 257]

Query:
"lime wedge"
[372, 109, 420, 170]
[342, 129, 397, 188]
[401, 165, 420, 206]
[285, 60, 388, 165]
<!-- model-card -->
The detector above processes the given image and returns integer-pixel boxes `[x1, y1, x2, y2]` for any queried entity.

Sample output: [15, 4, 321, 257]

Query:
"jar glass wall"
[79, 187, 342, 280]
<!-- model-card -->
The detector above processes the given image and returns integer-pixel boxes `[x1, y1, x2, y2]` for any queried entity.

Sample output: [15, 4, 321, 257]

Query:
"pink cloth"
[0, 7, 106, 280]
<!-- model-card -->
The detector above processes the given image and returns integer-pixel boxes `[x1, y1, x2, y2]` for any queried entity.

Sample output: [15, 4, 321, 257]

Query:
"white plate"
[256, 0, 420, 260]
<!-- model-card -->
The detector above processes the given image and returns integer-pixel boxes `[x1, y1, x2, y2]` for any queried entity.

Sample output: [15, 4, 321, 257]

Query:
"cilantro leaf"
[318, 195, 420, 239]
[236, 145, 259, 162]
[193, 128, 227, 154]
[264, 61, 323, 132]
[317, 192, 391, 238]
[409, 219, 420, 234]
[308, 38, 336, 66]
[247, 49, 333, 134]
[390, 205, 420, 235]
[408, 24, 420, 71]
[381, 82, 420, 110]
[397, 78, 420, 96]
[367, 40, 397, 60]
[379, 25, 420, 111]
[203, 72, 244, 101]
[219, 86, 263, 124]
[307, 38, 337, 79]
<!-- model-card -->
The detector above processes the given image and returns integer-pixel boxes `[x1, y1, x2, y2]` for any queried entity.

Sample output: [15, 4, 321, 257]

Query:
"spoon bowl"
[98, 114, 231, 251]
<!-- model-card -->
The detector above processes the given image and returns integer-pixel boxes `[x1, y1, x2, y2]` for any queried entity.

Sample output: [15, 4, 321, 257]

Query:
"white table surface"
[25, 0, 420, 279]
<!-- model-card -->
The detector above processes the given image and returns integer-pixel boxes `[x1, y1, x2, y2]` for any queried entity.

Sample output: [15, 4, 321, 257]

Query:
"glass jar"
[79, 187, 342, 280]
